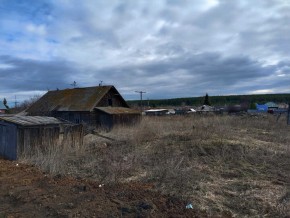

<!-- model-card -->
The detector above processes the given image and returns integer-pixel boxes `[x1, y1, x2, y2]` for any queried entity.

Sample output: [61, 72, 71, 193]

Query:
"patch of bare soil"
[0, 159, 212, 218]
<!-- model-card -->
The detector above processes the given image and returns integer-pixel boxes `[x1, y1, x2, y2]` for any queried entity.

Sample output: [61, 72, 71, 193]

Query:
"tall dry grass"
[19, 134, 86, 175]
[19, 114, 290, 217]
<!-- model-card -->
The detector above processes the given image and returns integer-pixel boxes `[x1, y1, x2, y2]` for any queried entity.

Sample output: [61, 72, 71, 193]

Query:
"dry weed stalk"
[19, 114, 290, 217]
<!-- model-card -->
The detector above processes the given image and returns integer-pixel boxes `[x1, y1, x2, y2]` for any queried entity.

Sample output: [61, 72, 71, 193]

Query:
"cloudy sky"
[0, 0, 289, 105]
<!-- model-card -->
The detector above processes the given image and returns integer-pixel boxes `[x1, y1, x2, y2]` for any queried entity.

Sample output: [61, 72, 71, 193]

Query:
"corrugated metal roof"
[0, 116, 63, 126]
[95, 107, 141, 115]
[26, 86, 128, 113]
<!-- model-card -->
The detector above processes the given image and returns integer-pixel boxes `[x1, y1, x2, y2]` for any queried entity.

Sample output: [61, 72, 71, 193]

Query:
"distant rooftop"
[265, 102, 278, 107]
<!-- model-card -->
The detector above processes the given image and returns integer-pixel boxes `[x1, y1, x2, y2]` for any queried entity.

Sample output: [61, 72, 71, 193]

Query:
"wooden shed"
[95, 107, 141, 130]
[0, 116, 83, 160]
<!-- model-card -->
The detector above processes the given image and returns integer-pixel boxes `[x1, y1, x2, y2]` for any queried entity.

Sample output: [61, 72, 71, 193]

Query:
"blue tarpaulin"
[256, 104, 268, 111]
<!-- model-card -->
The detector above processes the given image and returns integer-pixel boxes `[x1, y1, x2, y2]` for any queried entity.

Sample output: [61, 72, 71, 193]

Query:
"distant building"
[144, 109, 169, 116]
[196, 105, 215, 112]
[256, 104, 268, 112]
[265, 102, 278, 110]
[0, 102, 7, 114]
[278, 103, 289, 109]
[26, 86, 141, 129]
[175, 108, 196, 115]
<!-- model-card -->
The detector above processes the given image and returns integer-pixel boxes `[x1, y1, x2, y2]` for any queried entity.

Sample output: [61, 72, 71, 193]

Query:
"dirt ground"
[2, 115, 290, 217]
[0, 159, 214, 218]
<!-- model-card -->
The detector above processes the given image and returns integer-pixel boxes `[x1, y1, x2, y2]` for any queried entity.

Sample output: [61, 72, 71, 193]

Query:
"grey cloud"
[0, 51, 288, 101]
[87, 52, 284, 98]
[0, 55, 77, 92]
[1, 0, 290, 101]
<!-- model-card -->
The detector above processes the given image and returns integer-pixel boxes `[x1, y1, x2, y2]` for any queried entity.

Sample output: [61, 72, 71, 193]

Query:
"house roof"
[0, 116, 63, 126]
[0, 102, 7, 110]
[27, 86, 128, 113]
[265, 102, 278, 107]
[256, 104, 268, 111]
[95, 107, 140, 115]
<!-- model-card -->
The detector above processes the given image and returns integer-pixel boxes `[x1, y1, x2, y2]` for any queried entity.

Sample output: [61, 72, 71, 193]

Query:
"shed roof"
[145, 109, 169, 112]
[95, 107, 140, 115]
[0, 116, 63, 126]
[26, 86, 129, 113]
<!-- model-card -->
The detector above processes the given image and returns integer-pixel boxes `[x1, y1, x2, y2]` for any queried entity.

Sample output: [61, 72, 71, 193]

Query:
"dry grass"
[19, 114, 290, 217]
[19, 135, 86, 175]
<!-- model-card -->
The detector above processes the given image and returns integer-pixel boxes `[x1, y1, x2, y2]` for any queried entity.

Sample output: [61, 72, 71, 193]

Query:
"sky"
[0, 0, 290, 105]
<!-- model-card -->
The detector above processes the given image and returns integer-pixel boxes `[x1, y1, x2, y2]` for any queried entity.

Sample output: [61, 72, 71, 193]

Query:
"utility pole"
[135, 91, 146, 111]
[14, 95, 19, 108]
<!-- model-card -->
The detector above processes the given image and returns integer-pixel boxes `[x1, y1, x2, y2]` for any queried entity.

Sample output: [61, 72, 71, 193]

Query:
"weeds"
[19, 114, 290, 217]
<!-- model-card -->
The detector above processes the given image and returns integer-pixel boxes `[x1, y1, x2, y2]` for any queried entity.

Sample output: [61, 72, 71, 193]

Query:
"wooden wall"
[0, 122, 17, 160]
[96, 112, 140, 130]
[17, 126, 60, 155]
[0, 122, 84, 160]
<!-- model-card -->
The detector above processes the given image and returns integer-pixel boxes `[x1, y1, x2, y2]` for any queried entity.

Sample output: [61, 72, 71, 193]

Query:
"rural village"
[0, 85, 290, 217]
[1, 1, 290, 217]
[1, 85, 289, 160]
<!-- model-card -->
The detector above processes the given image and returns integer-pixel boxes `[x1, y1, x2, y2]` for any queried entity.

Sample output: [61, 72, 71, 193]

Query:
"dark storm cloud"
[1, 0, 290, 101]
[91, 52, 283, 99]
[0, 55, 77, 92]
[0, 52, 288, 101]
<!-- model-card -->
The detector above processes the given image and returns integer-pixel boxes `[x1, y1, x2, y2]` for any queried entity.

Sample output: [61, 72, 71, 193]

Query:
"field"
[1, 114, 290, 217]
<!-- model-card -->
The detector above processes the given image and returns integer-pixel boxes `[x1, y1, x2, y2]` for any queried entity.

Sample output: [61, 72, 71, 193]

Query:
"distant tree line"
[127, 94, 290, 108]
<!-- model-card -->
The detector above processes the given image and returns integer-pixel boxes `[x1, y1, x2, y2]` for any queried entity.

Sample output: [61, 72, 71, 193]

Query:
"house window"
[108, 98, 112, 106]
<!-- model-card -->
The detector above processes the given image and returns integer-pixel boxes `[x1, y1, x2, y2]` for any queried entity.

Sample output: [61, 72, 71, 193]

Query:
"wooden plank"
[0, 122, 17, 160]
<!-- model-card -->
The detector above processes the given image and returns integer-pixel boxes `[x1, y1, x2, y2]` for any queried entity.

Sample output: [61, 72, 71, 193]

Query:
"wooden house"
[26, 86, 141, 129]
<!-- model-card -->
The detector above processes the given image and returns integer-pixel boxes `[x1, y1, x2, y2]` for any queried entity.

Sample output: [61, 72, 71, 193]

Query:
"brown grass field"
[4, 114, 290, 217]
